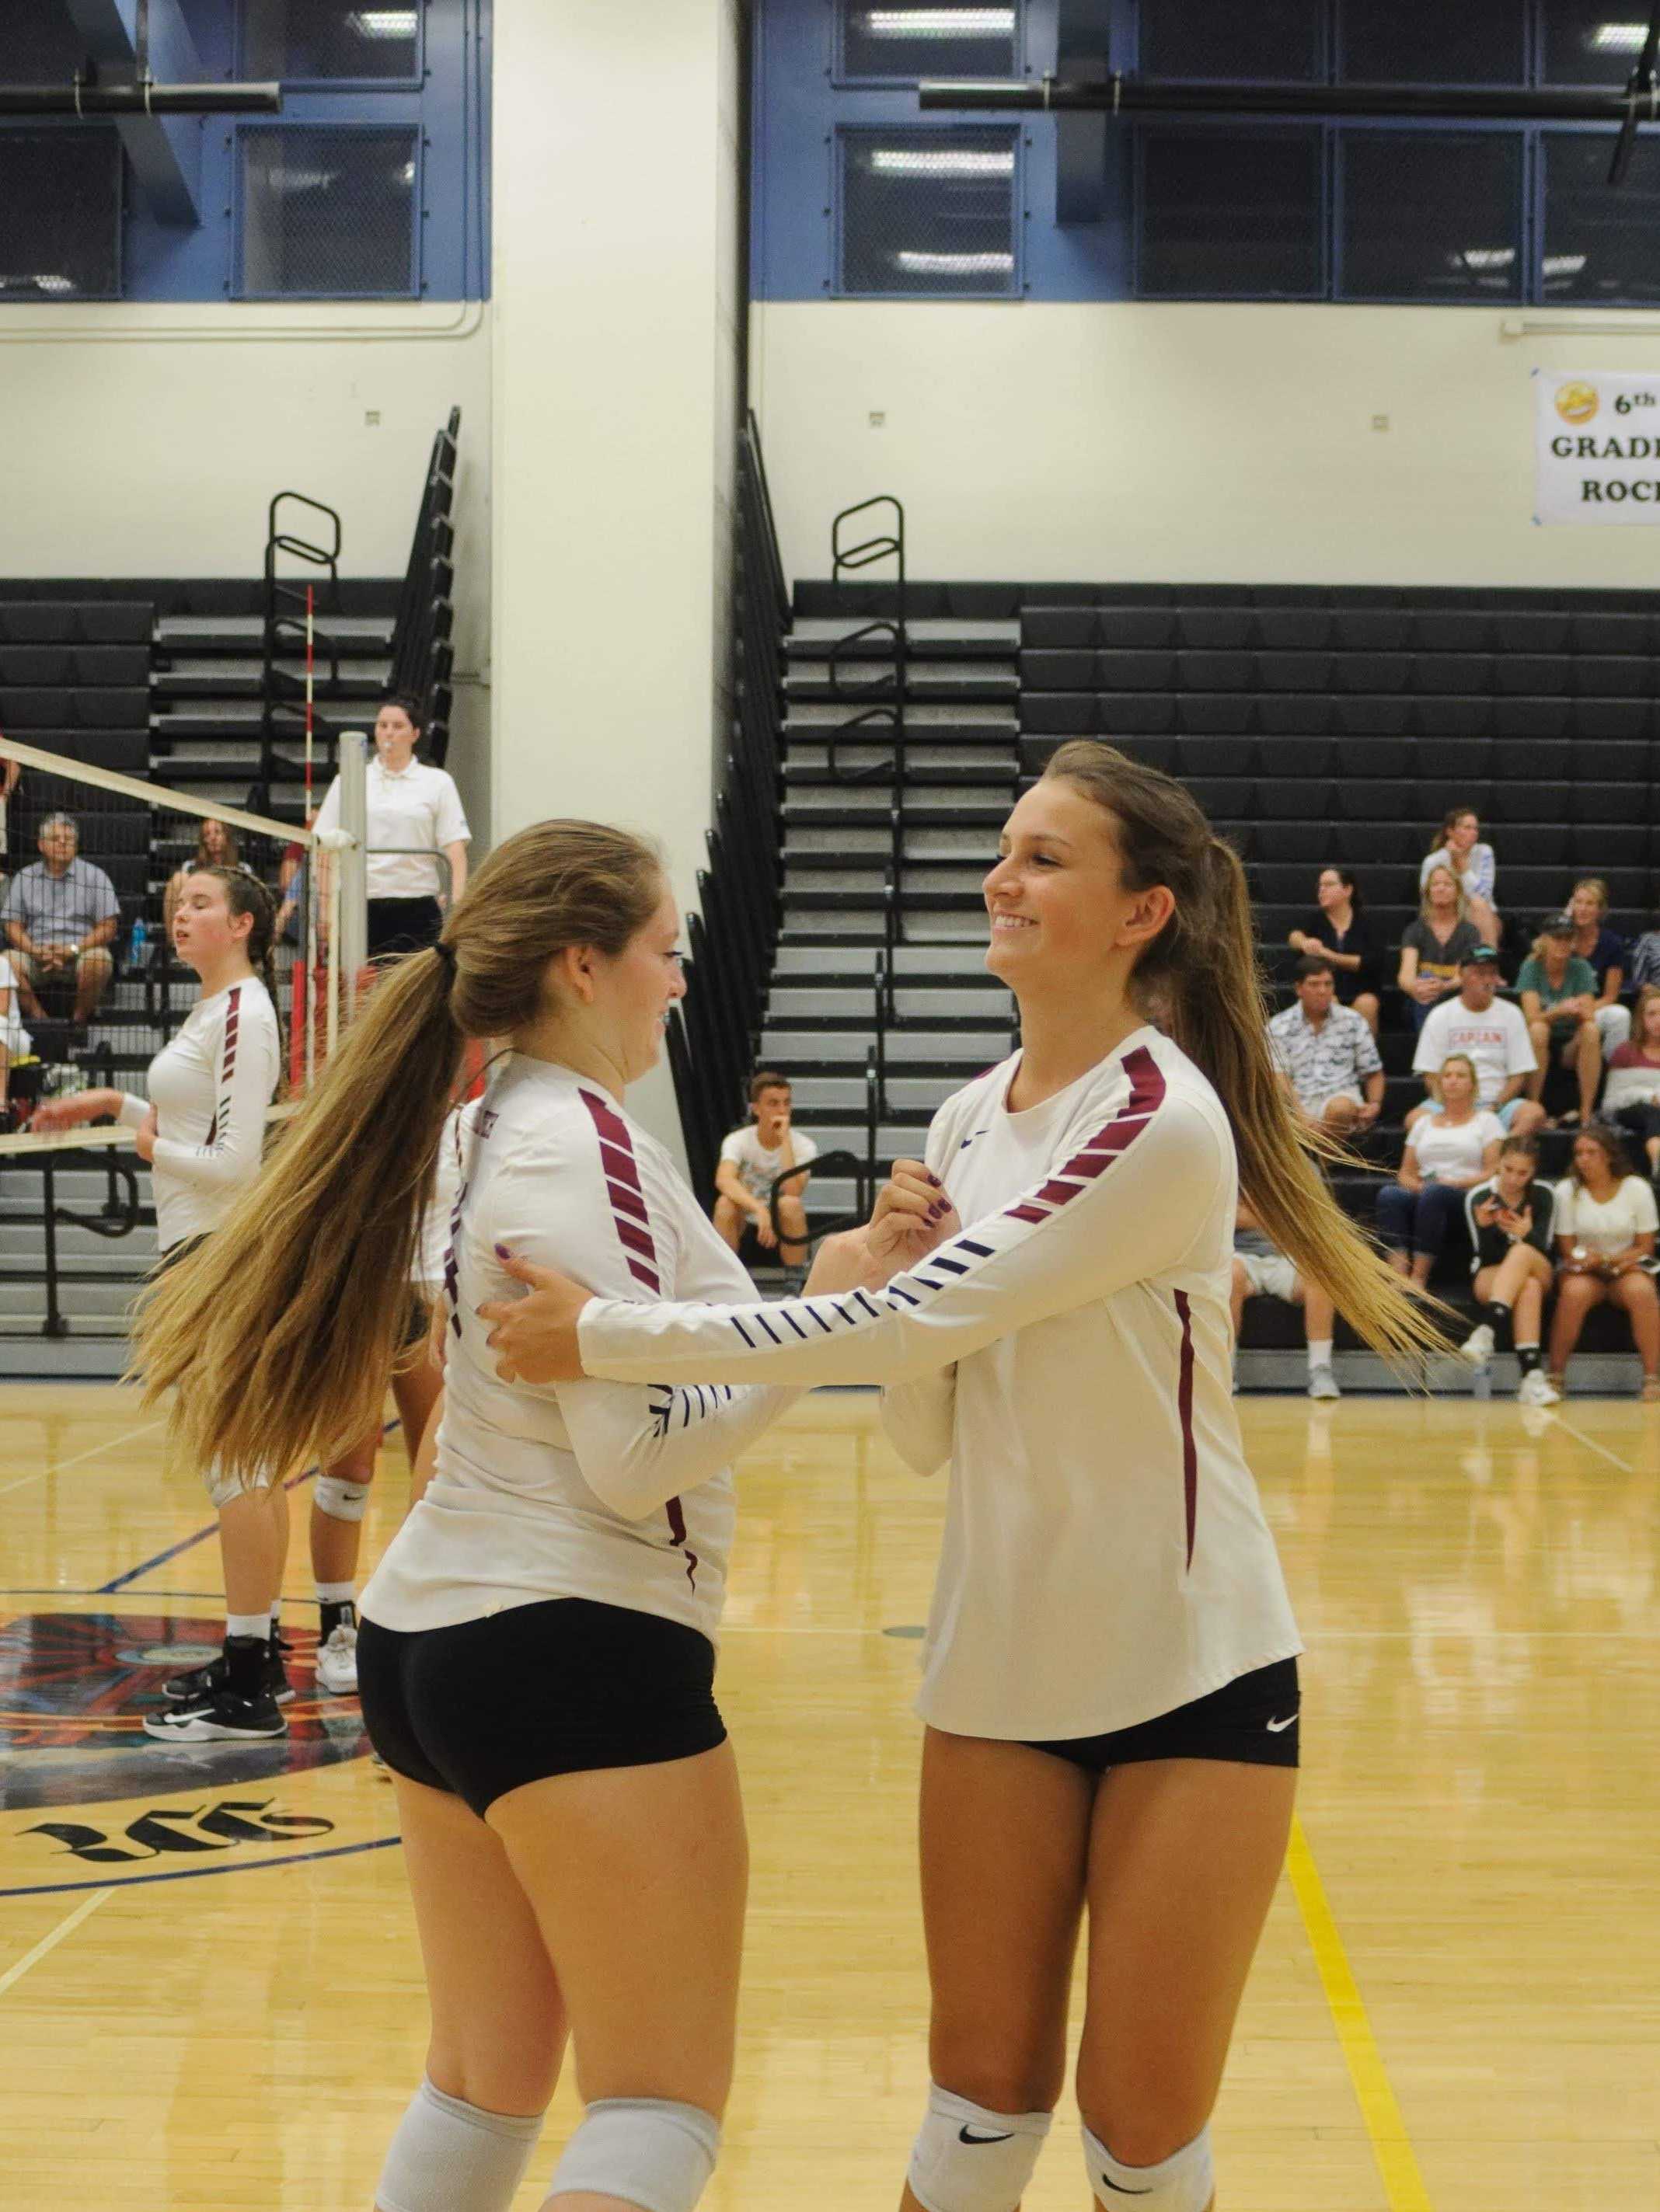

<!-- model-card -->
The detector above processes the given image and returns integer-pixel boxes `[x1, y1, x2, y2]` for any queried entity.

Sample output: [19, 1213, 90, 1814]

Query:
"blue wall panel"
[1, 0, 488, 302]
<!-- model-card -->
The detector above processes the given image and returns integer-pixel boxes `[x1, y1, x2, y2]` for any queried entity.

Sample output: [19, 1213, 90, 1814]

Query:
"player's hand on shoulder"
[476, 1249, 594, 1385]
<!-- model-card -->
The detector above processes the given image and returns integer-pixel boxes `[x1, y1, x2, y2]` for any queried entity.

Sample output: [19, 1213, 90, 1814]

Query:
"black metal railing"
[666, 415, 790, 1209]
[390, 406, 460, 765]
[2, 1146, 145, 1339]
[259, 490, 344, 814]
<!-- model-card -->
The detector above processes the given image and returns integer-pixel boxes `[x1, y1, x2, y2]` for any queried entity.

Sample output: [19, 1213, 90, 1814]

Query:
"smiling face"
[556, 883, 686, 1086]
[375, 702, 419, 770]
[982, 779, 1170, 1001]
[171, 870, 253, 976]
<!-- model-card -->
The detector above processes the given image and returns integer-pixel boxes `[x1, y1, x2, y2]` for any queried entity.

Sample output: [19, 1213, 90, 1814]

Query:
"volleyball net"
[0, 730, 370, 1151]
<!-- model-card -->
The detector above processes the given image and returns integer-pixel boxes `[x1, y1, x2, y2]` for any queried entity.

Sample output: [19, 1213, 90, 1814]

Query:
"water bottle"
[131, 918, 148, 969]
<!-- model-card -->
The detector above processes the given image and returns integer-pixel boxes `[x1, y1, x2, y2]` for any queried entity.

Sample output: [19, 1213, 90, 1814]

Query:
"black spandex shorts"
[367, 896, 443, 962]
[400, 1291, 430, 1352]
[357, 1597, 727, 1817]
[1023, 1656, 1301, 1774]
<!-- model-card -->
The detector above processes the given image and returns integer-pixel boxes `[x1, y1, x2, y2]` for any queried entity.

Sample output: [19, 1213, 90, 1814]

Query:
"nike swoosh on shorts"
[1265, 1712, 1299, 1733]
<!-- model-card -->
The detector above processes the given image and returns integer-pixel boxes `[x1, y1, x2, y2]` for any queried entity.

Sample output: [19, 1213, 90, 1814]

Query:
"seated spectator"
[1409, 947, 1546, 1137]
[1459, 1136, 1559, 1406]
[1548, 1124, 1660, 1400]
[1288, 866, 1381, 1035]
[1268, 956, 1383, 1137]
[0, 944, 33, 1112]
[1420, 804, 1499, 949]
[1565, 876, 1630, 1054]
[163, 817, 251, 934]
[1603, 984, 1660, 1177]
[1626, 908, 1660, 992]
[1399, 864, 1484, 1033]
[1231, 1197, 1340, 1401]
[1377, 1054, 1504, 1286]
[1, 813, 119, 1031]
[714, 1071, 817, 1291]
[1517, 912, 1602, 1126]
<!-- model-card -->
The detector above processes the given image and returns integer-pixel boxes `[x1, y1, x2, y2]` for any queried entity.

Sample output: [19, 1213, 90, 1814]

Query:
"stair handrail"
[829, 493, 908, 944]
[260, 489, 344, 810]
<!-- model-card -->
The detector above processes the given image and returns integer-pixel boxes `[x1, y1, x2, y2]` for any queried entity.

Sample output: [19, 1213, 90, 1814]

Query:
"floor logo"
[0, 1611, 368, 1814]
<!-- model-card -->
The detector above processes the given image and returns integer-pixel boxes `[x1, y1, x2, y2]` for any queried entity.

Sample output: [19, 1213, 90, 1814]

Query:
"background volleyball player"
[132, 822, 902, 2212]
[482, 742, 1446, 2212]
[35, 862, 284, 1741]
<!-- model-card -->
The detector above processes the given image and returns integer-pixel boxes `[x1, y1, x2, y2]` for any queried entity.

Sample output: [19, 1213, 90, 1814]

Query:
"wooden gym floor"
[1, 1382, 1655, 2211]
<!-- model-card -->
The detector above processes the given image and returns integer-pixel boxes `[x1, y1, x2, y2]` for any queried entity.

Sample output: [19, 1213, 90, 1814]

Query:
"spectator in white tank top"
[1548, 1123, 1660, 1398]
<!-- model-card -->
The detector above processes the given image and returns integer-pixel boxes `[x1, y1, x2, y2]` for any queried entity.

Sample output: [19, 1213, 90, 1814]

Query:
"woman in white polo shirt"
[316, 693, 469, 962]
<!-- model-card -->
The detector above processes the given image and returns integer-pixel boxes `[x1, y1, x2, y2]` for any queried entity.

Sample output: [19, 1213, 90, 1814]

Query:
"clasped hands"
[469, 1158, 960, 1388]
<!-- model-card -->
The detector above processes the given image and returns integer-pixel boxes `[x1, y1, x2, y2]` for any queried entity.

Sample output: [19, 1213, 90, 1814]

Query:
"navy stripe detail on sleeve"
[733, 1315, 755, 1348]
[755, 1312, 781, 1344]
[957, 1238, 994, 1258]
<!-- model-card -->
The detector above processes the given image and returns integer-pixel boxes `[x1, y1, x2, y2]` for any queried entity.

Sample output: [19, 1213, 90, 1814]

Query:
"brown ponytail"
[134, 820, 664, 1485]
[1043, 741, 1451, 1374]
[190, 866, 280, 1068]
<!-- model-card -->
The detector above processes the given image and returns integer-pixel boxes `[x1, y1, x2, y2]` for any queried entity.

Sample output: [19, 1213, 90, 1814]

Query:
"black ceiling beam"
[919, 76, 1660, 126]
[0, 80, 281, 117]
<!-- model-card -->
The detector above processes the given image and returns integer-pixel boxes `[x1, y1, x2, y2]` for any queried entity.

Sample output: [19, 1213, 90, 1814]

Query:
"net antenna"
[1609, 7, 1660, 185]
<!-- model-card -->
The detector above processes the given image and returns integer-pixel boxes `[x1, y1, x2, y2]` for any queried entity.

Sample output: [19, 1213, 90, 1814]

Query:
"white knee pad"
[376, 2077, 543, 2212]
[313, 1474, 371, 1522]
[205, 1461, 248, 1510]
[545, 2095, 720, 2212]
[1083, 2120, 1213, 2212]
[908, 2085, 1053, 2212]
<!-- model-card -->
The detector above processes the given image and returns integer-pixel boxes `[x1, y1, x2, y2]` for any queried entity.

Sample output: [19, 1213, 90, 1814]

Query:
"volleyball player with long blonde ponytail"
[480, 741, 1447, 2212]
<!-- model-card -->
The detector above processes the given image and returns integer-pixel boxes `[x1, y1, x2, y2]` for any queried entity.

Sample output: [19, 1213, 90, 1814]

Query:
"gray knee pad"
[1082, 2120, 1213, 2212]
[908, 2085, 1053, 2212]
[313, 1474, 371, 1521]
[376, 2076, 543, 2212]
[545, 2096, 720, 2212]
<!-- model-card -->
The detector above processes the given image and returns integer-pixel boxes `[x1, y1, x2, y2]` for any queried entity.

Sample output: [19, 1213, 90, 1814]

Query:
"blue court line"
[96, 1421, 399, 1594]
[0, 1831, 400, 1900]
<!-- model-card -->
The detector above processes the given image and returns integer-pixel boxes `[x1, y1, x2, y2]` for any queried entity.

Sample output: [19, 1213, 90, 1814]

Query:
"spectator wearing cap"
[1409, 946, 1546, 1137]
[1, 813, 119, 1030]
[1566, 876, 1630, 1055]
[1268, 956, 1384, 1137]
[1518, 912, 1602, 1126]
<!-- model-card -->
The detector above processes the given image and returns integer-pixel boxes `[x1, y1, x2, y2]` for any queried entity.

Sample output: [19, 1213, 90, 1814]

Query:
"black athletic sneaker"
[142, 1687, 288, 1743]
[162, 1643, 295, 1706]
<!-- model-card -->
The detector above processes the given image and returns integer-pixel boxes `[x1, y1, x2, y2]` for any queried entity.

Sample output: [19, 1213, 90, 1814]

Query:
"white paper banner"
[1535, 369, 1660, 524]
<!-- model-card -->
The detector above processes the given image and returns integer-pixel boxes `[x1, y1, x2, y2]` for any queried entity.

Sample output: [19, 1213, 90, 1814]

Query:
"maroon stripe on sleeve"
[1000, 1047, 1167, 1228]
[1174, 1288, 1198, 1569]
[607, 1179, 650, 1225]
[598, 1137, 643, 1193]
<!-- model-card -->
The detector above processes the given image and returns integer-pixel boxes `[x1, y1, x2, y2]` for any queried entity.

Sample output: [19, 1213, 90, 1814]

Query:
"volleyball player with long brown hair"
[132, 821, 897, 2212]
[35, 864, 286, 1741]
[480, 740, 1446, 2212]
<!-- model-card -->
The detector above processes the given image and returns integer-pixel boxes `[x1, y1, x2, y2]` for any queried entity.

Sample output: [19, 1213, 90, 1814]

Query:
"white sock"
[227, 1611, 270, 1642]
[269, 1603, 283, 1635]
[316, 1581, 356, 1605]
[1307, 1339, 1334, 1371]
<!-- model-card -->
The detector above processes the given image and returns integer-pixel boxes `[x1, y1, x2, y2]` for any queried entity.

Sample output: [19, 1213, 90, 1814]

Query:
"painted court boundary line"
[0, 1835, 399, 1903]
[0, 1885, 114, 1994]
[1287, 1817, 1434, 2212]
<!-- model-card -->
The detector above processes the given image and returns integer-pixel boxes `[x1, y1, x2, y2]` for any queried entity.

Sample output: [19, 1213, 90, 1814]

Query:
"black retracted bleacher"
[1019, 580, 1660, 1360]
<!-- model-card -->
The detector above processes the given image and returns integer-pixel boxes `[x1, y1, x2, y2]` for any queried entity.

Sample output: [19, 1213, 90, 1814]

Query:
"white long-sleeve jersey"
[117, 977, 281, 1254]
[580, 1026, 1301, 1740]
[361, 1055, 800, 1642]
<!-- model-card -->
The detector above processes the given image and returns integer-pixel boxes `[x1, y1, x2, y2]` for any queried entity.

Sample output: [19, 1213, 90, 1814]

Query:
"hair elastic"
[433, 940, 456, 974]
